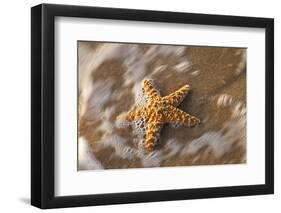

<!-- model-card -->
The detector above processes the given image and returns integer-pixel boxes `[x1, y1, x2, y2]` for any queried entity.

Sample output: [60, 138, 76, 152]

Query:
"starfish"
[125, 79, 200, 152]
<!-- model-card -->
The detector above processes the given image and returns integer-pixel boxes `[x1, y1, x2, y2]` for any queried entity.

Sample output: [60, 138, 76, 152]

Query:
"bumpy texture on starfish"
[126, 79, 200, 152]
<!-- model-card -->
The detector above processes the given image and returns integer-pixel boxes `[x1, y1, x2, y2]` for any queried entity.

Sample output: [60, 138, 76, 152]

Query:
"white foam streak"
[98, 135, 137, 160]
[89, 81, 113, 112]
[79, 44, 123, 119]
[173, 61, 191, 72]
[78, 137, 104, 170]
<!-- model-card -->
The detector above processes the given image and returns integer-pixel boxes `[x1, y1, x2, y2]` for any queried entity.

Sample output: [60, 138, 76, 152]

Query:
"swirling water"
[78, 42, 246, 170]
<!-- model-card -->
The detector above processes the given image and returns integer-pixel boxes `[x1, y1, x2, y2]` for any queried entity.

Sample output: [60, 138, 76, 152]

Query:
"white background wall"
[0, 0, 279, 212]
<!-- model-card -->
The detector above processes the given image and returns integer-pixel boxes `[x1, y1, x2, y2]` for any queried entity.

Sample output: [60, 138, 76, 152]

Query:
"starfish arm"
[126, 106, 148, 122]
[145, 121, 162, 152]
[162, 84, 191, 107]
[164, 105, 200, 127]
[142, 79, 161, 99]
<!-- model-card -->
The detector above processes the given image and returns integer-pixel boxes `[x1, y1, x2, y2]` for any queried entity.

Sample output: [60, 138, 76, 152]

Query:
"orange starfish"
[125, 79, 200, 152]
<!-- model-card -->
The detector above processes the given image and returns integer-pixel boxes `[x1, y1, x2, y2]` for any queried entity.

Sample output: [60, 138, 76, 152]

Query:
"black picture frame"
[31, 3, 274, 209]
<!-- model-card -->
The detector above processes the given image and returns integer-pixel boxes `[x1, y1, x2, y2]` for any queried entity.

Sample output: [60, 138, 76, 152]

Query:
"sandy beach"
[78, 42, 246, 170]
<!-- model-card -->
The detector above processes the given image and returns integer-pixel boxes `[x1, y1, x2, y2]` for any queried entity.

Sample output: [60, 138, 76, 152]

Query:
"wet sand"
[78, 42, 246, 170]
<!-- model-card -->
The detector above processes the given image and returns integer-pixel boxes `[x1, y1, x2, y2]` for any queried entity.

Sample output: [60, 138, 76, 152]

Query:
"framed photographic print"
[31, 3, 274, 209]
